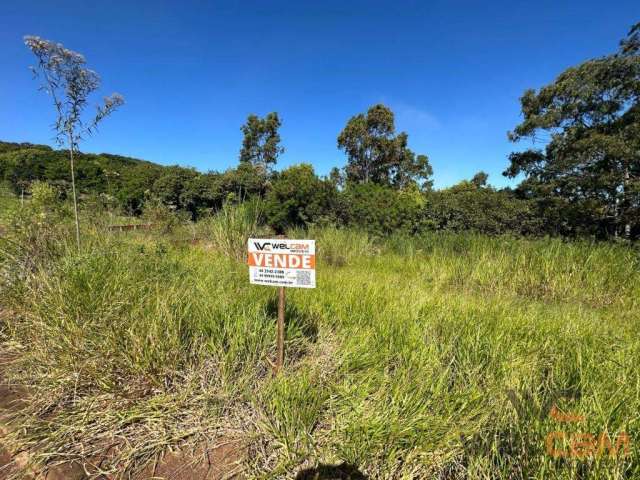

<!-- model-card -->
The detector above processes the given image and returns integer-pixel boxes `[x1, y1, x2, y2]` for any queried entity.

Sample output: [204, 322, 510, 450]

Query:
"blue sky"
[1, 1, 638, 188]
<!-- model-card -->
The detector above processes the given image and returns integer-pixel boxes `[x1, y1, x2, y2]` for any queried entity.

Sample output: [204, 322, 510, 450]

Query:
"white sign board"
[247, 238, 316, 288]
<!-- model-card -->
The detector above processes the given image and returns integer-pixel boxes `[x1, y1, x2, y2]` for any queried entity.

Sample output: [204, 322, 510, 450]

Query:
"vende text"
[248, 253, 315, 269]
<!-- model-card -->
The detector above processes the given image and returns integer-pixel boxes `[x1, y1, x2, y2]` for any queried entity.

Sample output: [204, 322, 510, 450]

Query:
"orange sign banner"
[248, 252, 316, 269]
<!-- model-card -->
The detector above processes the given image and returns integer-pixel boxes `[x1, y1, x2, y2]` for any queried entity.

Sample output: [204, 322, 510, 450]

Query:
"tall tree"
[337, 104, 432, 190]
[239, 112, 284, 173]
[505, 23, 640, 239]
[25, 36, 124, 248]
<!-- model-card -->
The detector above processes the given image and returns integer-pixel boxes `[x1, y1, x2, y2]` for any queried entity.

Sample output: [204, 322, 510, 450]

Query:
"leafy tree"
[265, 164, 338, 232]
[337, 104, 433, 190]
[30, 181, 62, 214]
[505, 23, 640, 239]
[25, 36, 124, 248]
[217, 162, 269, 203]
[142, 197, 186, 233]
[239, 112, 284, 173]
[179, 173, 223, 218]
[151, 166, 199, 212]
[114, 162, 164, 215]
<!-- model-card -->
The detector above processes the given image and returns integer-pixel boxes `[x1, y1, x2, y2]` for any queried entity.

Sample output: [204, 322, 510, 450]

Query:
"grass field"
[0, 201, 639, 479]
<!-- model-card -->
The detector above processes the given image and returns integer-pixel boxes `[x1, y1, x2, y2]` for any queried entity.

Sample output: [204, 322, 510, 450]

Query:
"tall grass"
[293, 226, 375, 267]
[0, 212, 638, 478]
[197, 199, 265, 261]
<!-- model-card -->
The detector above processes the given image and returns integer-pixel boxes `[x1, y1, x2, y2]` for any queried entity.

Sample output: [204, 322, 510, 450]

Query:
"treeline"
[3, 22, 639, 239]
[0, 138, 539, 237]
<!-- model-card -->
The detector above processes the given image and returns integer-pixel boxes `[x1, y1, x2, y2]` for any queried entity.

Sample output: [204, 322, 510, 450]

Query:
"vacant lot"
[0, 205, 639, 479]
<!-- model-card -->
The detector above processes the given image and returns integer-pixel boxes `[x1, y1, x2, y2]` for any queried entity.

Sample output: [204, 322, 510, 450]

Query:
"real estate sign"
[247, 238, 316, 288]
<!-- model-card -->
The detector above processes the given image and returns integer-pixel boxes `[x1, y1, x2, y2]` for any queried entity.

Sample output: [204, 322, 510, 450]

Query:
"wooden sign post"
[247, 238, 316, 373]
[277, 284, 285, 371]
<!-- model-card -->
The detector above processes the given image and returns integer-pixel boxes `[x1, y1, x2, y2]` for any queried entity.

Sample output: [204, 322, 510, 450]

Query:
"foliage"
[1, 136, 623, 240]
[506, 23, 640, 239]
[216, 162, 269, 203]
[337, 104, 433, 190]
[0, 141, 52, 155]
[471, 170, 489, 188]
[3, 20, 640, 480]
[239, 112, 284, 173]
[328, 166, 345, 189]
[150, 166, 199, 213]
[6, 26, 640, 242]
[423, 180, 541, 235]
[265, 164, 338, 232]
[338, 182, 425, 235]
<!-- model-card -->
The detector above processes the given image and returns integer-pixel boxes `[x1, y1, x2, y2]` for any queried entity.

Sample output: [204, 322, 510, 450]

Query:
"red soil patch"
[139, 440, 245, 480]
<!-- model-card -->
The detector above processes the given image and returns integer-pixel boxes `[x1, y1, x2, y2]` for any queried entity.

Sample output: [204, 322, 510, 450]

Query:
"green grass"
[0, 209, 639, 478]
[0, 189, 21, 224]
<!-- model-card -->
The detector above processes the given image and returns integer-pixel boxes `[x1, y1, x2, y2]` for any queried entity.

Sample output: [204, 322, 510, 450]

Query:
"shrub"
[339, 183, 424, 235]
[423, 184, 541, 235]
[265, 164, 338, 232]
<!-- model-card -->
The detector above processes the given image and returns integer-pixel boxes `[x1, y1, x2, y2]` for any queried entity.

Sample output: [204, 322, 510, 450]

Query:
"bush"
[265, 164, 338, 232]
[423, 183, 541, 235]
[339, 183, 424, 235]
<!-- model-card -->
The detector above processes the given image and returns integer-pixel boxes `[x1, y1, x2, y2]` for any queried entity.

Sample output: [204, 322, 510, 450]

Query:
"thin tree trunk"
[68, 133, 81, 249]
